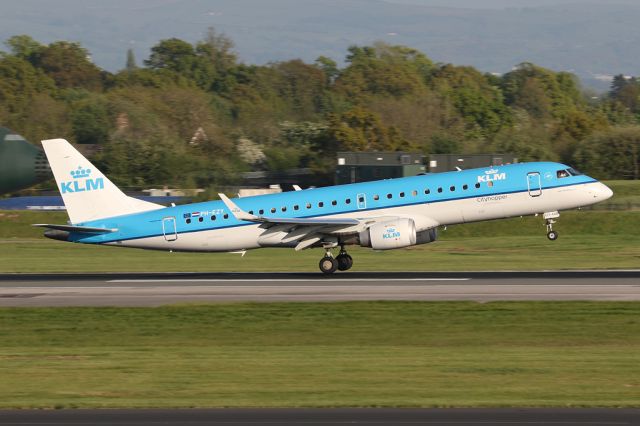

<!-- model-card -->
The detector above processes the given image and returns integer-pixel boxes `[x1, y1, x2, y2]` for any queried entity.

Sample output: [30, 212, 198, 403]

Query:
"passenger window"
[259, 209, 264, 215]
[186, 218, 191, 224]
[399, 192, 405, 198]
[198, 217, 203, 222]
[475, 183, 481, 189]
[487, 181, 494, 187]
[557, 170, 570, 178]
[424, 189, 430, 195]
[211, 215, 216, 221]
[374, 195, 380, 201]
[294, 205, 299, 210]
[318, 202, 324, 208]
[271, 208, 276, 213]
[223, 214, 229, 219]
[331, 200, 337, 206]
[281, 206, 287, 212]
[463, 184, 468, 190]
[450, 186, 455, 192]
[412, 190, 418, 196]
[387, 193, 393, 199]
[346, 198, 351, 204]
[437, 187, 443, 193]
[358, 196, 364, 203]
[306, 203, 312, 209]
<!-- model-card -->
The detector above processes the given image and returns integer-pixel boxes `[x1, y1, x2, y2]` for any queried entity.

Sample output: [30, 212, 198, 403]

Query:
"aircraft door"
[162, 216, 178, 241]
[527, 172, 542, 197]
[357, 193, 366, 210]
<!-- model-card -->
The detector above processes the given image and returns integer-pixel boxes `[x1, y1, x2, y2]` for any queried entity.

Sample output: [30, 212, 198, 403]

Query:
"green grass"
[1, 210, 639, 272]
[0, 302, 639, 408]
[587, 180, 640, 211]
[1, 234, 639, 272]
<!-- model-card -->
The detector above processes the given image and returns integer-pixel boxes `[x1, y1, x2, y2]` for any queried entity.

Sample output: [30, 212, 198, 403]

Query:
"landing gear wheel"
[319, 256, 338, 274]
[547, 230, 558, 241]
[336, 253, 353, 271]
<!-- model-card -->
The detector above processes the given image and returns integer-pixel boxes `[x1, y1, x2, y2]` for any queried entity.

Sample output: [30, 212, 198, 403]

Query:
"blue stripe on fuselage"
[70, 162, 595, 244]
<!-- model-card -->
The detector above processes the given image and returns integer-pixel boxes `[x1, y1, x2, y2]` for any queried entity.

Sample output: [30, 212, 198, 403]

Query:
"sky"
[2, 0, 638, 90]
[384, 0, 640, 7]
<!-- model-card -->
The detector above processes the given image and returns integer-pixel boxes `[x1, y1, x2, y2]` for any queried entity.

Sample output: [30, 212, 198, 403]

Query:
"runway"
[0, 271, 638, 306]
[1, 408, 639, 426]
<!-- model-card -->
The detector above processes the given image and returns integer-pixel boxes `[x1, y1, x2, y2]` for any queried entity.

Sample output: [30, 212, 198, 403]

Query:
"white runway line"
[107, 278, 471, 283]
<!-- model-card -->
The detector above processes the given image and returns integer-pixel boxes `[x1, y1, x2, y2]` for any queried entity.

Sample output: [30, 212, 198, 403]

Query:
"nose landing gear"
[319, 246, 353, 274]
[543, 211, 560, 241]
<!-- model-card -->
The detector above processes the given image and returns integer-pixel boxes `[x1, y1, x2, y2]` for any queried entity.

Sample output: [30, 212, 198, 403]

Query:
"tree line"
[0, 29, 638, 193]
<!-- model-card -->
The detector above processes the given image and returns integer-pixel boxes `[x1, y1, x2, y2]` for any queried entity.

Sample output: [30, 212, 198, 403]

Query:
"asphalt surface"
[0, 270, 638, 306]
[1, 408, 639, 426]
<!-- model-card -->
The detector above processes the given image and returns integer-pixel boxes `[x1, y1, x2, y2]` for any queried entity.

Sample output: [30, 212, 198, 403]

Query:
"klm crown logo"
[70, 166, 91, 179]
[60, 166, 104, 194]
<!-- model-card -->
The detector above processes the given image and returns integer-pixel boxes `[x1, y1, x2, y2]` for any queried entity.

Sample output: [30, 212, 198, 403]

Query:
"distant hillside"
[2, 0, 640, 90]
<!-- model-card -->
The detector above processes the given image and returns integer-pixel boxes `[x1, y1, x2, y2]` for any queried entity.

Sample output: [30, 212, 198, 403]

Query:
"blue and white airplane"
[36, 139, 613, 273]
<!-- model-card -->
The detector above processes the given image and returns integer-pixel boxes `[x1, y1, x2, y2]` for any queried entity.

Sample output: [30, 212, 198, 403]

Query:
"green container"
[0, 128, 51, 194]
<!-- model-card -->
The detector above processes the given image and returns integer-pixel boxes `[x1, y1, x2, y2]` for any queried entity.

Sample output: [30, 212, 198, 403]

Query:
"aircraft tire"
[319, 256, 338, 274]
[547, 230, 558, 241]
[336, 254, 353, 271]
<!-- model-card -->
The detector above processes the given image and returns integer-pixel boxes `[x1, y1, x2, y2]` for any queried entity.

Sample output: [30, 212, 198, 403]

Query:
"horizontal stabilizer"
[33, 224, 118, 234]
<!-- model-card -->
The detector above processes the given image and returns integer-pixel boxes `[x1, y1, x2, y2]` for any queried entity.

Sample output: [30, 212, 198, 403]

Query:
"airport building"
[428, 154, 518, 173]
[335, 152, 517, 184]
[335, 152, 426, 184]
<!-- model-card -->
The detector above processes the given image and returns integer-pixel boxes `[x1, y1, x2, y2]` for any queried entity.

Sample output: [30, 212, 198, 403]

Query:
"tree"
[145, 38, 196, 70]
[326, 107, 409, 152]
[196, 27, 236, 74]
[335, 42, 432, 100]
[145, 38, 214, 90]
[574, 126, 640, 180]
[430, 64, 511, 138]
[33, 41, 104, 91]
[501, 62, 583, 119]
[70, 96, 111, 145]
[126, 48, 137, 72]
[609, 74, 639, 112]
[315, 56, 339, 84]
[5, 35, 43, 61]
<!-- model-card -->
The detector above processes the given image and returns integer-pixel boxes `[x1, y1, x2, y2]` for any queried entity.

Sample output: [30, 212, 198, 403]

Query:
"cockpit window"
[567, 167, 583, 176]
[557, 169, 570, 178]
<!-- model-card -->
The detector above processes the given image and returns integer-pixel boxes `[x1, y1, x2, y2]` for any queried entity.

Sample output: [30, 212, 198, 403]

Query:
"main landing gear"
[543, 211, 560, 241]
[319, 246, 353, 274]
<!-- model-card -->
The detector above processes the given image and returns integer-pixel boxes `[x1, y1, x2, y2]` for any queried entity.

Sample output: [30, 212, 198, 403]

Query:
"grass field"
[0, 210, 638, 272]
[588, 180, 640, 210]
[0, 302, 638, 408]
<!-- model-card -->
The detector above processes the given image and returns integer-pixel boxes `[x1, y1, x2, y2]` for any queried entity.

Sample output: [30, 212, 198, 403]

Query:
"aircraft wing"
[218, 193, 438, 251]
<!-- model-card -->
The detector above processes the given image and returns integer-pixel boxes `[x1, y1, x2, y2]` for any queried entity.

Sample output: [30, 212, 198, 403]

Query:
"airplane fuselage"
[63, 162, 612, 252]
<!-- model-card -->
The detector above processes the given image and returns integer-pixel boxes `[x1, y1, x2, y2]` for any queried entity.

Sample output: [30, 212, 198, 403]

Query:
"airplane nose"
[592, 182, 613, 201]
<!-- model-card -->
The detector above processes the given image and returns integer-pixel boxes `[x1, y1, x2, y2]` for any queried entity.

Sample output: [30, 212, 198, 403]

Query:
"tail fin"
[41, 139, 162, 223]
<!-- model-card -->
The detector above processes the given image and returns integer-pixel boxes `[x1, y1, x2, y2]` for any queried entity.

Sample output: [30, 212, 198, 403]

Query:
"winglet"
[218, 193, 259, 221]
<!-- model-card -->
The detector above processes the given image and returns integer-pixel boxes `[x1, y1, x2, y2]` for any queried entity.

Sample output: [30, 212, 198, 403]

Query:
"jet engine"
[359, 218, 438, 250]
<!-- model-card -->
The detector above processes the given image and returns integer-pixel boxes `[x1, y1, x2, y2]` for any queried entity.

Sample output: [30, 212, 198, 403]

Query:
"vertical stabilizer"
[41, 139, 162, 223]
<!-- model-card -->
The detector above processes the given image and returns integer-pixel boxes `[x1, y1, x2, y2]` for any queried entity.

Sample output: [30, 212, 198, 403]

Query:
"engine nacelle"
[359, 218, 416, 250]
[359, 219, 438, 250]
